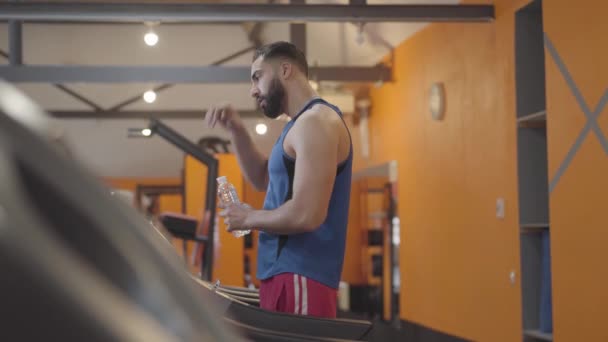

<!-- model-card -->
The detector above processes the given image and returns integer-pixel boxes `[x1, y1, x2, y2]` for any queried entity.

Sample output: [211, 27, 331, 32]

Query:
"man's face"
[250, 57, 286, 119]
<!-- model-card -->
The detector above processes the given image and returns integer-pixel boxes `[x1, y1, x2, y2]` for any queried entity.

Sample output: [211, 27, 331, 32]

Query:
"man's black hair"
[253, 41, 308, 77]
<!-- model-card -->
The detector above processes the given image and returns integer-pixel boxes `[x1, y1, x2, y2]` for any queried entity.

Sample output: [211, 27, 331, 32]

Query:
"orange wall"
[543, 1, 608, 341]
[184, 156, 208, 221]
[342, 179, 365, 285]
[158, 194, 183, 214]
[242, 181, 267, 288]
[359, 0, 530, 340]
[213, 154, 245, 286]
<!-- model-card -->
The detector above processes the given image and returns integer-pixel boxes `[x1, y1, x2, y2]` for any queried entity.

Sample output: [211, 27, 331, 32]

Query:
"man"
[204, 41, 352, 319]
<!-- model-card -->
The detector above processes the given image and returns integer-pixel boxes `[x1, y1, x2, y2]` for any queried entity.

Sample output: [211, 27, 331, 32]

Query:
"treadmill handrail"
[148, 118, 218, 281]
[219, 284, 260, 293]
[216, 288, 260, 298]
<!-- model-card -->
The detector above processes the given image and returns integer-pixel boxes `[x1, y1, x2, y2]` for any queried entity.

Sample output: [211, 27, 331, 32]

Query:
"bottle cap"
[216, 176, 227, 184]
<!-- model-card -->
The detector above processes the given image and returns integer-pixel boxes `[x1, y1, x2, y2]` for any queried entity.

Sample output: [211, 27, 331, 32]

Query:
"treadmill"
[155, 217, 370, 342]
[156, 166, 373, 340]
[0, 81, 362, 342]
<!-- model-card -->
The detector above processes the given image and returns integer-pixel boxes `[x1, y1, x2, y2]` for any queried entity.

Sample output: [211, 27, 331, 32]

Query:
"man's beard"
[260, 77, 285, 119]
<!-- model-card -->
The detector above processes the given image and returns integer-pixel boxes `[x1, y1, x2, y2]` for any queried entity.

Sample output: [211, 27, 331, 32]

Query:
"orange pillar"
[211, 154, 245, 287]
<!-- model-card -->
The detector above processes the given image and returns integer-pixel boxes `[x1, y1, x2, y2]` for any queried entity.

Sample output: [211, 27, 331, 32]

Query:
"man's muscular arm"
[221, 109, 339, 234]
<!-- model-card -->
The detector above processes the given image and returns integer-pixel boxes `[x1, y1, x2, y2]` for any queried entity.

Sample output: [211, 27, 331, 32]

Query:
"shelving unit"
[359, 179, 388, 287]
[524, 329, 553, 341]
[352, 161, 400, 323]
[515, 1, 553, 341]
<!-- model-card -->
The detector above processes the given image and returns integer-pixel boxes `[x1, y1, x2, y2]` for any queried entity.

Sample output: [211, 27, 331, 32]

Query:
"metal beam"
[53, 84, 103, 111]
[242, 0, 275, 48]
[8, 0, 22, 65]
[0, 49, 104, 110]
[290, 0, 306, 55]
[0, 20, 245, 26]
[50, 110, 261, 119]
[108, 45, 256, 111]
[8, 22, 22, 64]
[0, 65, 391, 83]
[0, 3, 495, 23]
[248, 23, 264, 47]
[290, 23, 306, 54]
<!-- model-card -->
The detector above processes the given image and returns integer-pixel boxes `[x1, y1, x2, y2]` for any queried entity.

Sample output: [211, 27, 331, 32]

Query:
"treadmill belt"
[224, 317, 361, 342]
[192, 277, 373, 341]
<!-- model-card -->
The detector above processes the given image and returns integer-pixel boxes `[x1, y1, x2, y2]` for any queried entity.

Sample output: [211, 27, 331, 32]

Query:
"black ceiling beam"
[0, 3, 495, 23]
[53, 84, 104, 111]
[49, 110, 261, 120]
[0, 20, 245, 25]
[0, 65, 391, 83]
[8, 1, 22, 65]
[0, 48, 104, 111]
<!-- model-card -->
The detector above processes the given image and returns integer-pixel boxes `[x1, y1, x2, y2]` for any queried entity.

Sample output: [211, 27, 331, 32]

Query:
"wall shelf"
[518, 110, 547, 128]
[521, 223, 549, 233]
[369, 212, 388, 219]
[366, 188, 385, 193]
[524, 329, 553, 341]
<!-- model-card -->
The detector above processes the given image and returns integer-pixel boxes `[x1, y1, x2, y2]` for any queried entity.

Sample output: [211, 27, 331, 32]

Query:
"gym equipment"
[0, 81, 375, 341]
[0, 80, 240, 341]
[147, 120, 247, 288]
[159, 212, 200, 241]
[148, 118, 218, 281]
[192, 278, 374, 341]
[157, 185, 374, 340]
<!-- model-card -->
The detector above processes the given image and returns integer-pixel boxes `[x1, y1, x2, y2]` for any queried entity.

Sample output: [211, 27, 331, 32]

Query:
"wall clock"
[429, 82, 445, 121]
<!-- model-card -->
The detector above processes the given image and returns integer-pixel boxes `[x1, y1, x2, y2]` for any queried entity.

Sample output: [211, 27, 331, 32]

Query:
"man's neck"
[285, 83, 319, 119]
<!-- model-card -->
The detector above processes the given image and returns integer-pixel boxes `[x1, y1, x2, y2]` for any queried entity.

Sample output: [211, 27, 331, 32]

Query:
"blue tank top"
[256, 98, 353, 289]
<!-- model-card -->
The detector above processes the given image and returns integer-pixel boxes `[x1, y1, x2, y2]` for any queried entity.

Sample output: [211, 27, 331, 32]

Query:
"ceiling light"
[127, 127, 153, 138]
[255, 123, 267, 135]
[143, 90, 156, 103]
[144, 31, 159, 46]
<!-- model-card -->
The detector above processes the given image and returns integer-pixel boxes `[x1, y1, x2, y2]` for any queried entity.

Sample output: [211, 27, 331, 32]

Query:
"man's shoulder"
[308, 100, 341, 117]
[295, 103, 342, 130]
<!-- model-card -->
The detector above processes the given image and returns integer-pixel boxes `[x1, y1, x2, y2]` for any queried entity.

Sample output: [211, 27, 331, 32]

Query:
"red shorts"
[259, 273, 337, 318]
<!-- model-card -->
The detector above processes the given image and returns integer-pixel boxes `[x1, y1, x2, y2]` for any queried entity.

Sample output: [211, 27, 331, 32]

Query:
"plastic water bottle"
[216, 176, 250, 238]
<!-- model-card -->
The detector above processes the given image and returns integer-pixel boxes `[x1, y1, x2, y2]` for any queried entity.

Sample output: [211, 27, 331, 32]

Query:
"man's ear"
[279, 61, 293, 80]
